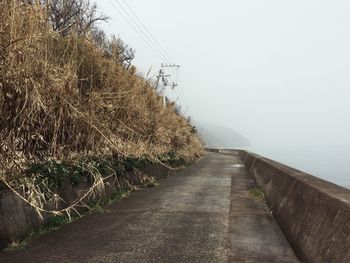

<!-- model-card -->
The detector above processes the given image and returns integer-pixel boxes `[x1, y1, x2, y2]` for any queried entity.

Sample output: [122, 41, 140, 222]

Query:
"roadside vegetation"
[4, 179, 149, 252]
[0, 0, 202, 222]
[249, 187, 265, 201]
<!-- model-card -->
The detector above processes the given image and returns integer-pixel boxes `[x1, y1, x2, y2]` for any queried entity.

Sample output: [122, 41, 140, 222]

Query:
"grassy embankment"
[0, 0, 203, 232]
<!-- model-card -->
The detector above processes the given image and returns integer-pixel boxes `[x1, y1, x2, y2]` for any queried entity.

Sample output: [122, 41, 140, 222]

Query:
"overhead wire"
[108, 0, 189, 112]
[119, 0, 175, 64]
[108, 0, 170, 64]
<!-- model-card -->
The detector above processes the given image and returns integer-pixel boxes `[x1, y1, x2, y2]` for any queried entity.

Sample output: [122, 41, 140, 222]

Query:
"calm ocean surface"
[243, 145, 350, 189]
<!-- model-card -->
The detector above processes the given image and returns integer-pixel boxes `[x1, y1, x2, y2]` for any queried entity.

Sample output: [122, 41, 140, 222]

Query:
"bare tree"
[40, 0, 108, 36]
[25, 0, 135, 67]
[91, 29, 135, 69]
[112, 37, 135, 69]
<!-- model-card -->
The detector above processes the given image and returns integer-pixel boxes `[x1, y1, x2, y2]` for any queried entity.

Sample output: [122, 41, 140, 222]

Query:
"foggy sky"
[99, 0, 350, 148]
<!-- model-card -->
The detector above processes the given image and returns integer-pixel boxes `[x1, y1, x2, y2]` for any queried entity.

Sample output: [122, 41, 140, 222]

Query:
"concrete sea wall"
[210, 148, 350, 263]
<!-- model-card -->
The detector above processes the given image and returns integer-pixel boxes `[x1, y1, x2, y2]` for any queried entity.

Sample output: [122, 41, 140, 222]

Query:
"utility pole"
[156, 64, 180, 107]
[155, 69, 170, 107]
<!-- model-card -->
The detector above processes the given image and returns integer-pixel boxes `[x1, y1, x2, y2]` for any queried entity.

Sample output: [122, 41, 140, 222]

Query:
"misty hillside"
[193, 121, 250, 148]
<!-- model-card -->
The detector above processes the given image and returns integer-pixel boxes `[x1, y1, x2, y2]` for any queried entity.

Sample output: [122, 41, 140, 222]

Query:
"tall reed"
[0, 0, 202, 216]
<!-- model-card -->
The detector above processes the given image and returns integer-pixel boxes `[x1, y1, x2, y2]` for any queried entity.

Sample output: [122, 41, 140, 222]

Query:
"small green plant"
[249, 187, 264, 201]
[3, 241, 26, 252]
[21, 155, 162, 196]
[3, 214, 77, 252]
[46, 215, 74, 230]
[3, 224, 55, 251]
[89, 202, 108, 214]
[25, 161, 90, 190]
[110, 190, 126, 203]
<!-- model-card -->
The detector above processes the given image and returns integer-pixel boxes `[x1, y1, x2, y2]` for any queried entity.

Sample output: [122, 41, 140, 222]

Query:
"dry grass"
[0, 0, 203, 216]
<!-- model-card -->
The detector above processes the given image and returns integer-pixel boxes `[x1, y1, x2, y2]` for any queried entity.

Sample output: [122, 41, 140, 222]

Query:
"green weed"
[249, 187, 264, 201]
[3, 215, 74, 252]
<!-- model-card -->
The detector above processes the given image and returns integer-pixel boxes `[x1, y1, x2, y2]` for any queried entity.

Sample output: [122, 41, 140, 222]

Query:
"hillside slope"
[0, 1, 203, 219]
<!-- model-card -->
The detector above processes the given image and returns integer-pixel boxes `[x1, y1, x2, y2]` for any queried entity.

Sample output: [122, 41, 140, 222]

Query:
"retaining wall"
[0, 164, 173, 250]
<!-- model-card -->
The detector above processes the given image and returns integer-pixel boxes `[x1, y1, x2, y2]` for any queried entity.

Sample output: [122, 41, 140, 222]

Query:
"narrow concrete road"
[0, 152, 299, 263]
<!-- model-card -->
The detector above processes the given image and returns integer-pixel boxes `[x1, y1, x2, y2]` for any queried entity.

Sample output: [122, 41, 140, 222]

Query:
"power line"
[108, 0, 186, 111]
[114, 0, 170, 63]
[108, 0, 170, 63]
[119, 0, 175, 64]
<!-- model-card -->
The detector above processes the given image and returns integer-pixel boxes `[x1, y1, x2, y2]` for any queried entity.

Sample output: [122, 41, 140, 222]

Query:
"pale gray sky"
[99, 0, 350, 148]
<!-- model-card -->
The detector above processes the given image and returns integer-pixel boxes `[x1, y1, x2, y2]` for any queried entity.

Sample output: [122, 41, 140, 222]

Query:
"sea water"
[243, 144, 350, 189]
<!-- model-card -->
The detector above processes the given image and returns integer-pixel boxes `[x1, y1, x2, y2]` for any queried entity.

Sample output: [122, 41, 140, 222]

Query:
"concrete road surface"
[0, 152, 299, 263]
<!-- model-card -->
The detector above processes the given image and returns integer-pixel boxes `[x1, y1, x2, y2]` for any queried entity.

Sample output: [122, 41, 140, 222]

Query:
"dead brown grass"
[0, 1, 202, 164]
[0, 1, 203, 216]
